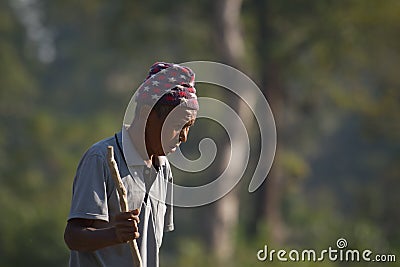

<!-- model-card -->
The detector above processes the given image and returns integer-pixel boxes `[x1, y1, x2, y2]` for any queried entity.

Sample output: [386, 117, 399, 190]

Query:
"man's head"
[145, 102, 196, 156]
[132, 62, 198, 157]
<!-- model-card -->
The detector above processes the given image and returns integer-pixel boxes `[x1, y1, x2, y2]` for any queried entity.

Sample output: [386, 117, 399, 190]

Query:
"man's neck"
[127, 123, 153, 168]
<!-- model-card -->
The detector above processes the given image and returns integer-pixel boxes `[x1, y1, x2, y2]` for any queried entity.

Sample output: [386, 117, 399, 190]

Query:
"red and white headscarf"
[135, 62, 199, 110]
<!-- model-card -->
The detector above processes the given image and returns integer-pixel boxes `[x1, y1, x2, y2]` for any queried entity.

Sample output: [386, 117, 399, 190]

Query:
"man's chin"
[159, 147, 177, 156]
[157, 150, 168, 156]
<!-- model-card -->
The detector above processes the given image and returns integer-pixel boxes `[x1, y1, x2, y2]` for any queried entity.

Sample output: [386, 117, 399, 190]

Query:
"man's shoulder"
[92, 135, 115, 149]
[84, 134, 117, 158]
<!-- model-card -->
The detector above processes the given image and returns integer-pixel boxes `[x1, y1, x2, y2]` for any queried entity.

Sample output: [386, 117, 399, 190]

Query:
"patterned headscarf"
[135, 62, 199, 110]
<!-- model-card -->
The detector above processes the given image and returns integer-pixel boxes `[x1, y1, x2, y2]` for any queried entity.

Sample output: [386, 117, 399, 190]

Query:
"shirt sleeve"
[68, 151, 110, 222]
[164, 164, 174, 232]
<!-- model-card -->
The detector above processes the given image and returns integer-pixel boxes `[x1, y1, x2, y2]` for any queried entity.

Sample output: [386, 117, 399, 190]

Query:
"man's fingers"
[119, 229, 140, 238]
[115, 211, 140, 224]
[113, 210, 141, 243]
[132, 208, 140, 215]
[115, 219, 138, 231]
[115, 229, 140, 243]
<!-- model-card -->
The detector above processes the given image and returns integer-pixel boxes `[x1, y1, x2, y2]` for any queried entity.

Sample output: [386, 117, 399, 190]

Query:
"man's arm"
[64, 210, 140, 252]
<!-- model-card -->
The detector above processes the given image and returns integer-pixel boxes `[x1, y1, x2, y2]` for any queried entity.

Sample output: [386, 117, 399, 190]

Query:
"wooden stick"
[107, 146, 143, 267]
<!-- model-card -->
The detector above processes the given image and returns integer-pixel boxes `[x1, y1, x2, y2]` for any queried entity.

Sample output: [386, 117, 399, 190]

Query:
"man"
[64, 62, 198, 267]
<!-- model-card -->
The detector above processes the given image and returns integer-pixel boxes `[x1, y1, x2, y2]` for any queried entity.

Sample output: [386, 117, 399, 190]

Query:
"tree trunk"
[209, 0, 245, 264]
[252, 0, 287, 244]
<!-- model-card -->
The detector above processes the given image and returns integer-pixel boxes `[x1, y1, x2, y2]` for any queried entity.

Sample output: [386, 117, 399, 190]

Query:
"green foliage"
[0, 0, 399, 266]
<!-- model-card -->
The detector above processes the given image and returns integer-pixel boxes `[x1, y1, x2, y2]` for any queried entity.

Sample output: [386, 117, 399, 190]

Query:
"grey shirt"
[68, 129, 174, 267]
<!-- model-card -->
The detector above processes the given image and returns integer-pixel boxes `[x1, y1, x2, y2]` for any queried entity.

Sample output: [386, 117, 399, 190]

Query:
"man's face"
[146, 107, 196, 156]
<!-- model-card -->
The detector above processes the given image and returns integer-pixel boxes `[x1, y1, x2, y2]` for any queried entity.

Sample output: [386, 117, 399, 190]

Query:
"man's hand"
[114, 209, 140, 243]
[64, 209, 141, 252]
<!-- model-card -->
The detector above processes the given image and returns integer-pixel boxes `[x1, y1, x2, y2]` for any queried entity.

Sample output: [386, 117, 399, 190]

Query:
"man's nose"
[179, 128, 189, 143]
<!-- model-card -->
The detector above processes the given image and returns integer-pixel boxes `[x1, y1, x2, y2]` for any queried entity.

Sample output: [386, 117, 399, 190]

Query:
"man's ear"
[140, 105, 151, 118]
[139, 104, 152, 119]
[142, 105, 162, 130]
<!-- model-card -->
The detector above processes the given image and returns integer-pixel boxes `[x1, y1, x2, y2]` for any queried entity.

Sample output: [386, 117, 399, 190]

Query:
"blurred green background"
[0, 0, 399, 266]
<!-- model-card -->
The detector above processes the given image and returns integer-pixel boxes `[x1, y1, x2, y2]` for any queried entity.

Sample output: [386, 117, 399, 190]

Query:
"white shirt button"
[144, 169, 150, 175]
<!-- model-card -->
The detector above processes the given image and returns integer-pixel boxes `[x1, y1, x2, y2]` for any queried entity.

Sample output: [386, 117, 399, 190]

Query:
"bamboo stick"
[107, 145, 143, 267]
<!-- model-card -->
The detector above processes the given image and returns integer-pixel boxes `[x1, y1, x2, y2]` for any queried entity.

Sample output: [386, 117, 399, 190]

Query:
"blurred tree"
[244, 0, 400, 253]
[207, 0, 244, 264]
[1, 0, 399, 266]
[246, 0, 289, 245]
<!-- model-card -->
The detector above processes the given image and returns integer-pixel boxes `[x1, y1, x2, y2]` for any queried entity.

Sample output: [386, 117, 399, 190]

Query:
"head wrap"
[135, 62, 199, 110]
